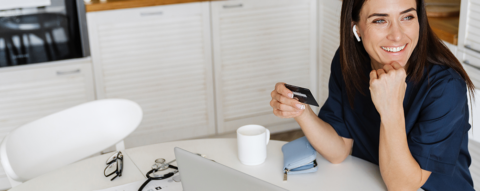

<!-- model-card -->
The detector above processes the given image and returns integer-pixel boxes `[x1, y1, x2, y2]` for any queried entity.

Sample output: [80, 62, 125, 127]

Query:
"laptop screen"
[174, 147, 288, 191]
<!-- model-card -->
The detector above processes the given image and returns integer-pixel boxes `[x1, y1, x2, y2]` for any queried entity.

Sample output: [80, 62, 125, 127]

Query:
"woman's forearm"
[379, 110, 431, 190]
[295, 106, 353, 164]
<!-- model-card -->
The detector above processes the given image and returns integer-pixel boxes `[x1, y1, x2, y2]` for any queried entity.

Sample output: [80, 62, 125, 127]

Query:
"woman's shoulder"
[421, 64, 467, 101]
[425, 64, 466, 87]
[329, 48, 344, 80]
[331, 48, 341, 71]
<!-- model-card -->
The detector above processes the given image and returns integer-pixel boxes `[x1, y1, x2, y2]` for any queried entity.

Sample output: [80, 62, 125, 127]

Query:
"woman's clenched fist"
[369, 62, 407, 118]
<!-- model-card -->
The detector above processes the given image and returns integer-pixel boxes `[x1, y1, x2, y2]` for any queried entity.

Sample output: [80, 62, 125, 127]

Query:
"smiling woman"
[341, 0, 474, 106]
[338, 0, 475, 190]
[270, 0, 475, 190]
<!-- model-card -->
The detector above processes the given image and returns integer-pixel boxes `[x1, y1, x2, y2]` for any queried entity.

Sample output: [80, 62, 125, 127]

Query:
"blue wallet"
[281, 136, 318, 181]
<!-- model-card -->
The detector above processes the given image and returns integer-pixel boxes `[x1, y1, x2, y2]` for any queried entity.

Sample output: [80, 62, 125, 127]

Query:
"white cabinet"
[87, 2, 216, 147]
[0, 58, 95, 139]
[0, 58, 95, 189]
[318, 0, 342, 106]
[458, 0, 480, 52]
[443, 41, 458, 56]
[210, 0, 318, 134]
[457, 49, 480, 88]
[458, 0, 480, 88]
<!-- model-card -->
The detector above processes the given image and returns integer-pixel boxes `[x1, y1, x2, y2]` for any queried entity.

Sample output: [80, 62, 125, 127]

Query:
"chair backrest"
[468, 89, 480, 190]
[468, 139, 480, 190]
[469, 89, 480, 142]
[0, 99, 142, 182]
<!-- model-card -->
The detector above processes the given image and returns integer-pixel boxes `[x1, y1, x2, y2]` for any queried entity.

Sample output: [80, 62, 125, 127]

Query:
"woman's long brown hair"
[339, 0, 475, 108]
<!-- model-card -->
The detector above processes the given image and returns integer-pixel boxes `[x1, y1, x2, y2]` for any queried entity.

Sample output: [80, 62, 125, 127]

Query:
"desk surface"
[9, 138, 388, 191]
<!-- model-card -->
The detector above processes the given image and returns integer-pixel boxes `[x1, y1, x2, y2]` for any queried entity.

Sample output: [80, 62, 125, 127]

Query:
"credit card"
[284, 84, 319, 107]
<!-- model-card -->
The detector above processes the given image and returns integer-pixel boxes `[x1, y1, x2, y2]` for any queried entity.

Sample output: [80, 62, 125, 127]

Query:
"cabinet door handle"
[464, 60, 480, 71]
[223, 4, 243, 9]
[140, 11, 163, 17]
[57, 69, 81, 75]
[465, 45, 480, 54]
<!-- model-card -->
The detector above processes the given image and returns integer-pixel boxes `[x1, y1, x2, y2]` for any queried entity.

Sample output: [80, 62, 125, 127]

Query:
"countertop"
[84, 0, 212, 12]
[428, 16, 459, 45]
[84, 0, 459, 45]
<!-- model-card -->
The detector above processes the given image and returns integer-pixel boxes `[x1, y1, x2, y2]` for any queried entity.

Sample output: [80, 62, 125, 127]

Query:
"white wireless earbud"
[353, 25, 361, 42]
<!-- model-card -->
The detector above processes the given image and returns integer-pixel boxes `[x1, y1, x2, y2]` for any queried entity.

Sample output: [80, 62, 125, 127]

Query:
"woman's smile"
[379, 43, 409, 64]
[381, 43, 407, 53]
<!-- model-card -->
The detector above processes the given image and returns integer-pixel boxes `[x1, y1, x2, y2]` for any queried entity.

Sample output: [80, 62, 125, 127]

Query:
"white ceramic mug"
[237, 124, 270, 165]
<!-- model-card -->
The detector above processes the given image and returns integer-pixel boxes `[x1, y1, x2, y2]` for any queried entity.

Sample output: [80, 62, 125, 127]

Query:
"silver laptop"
[174, 147, 288, 191]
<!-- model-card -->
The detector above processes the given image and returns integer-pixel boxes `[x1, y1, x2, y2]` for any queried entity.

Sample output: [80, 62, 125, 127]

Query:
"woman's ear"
[352, 24, 361, 42]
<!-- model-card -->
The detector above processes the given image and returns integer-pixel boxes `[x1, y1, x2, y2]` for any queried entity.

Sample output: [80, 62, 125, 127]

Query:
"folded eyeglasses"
[104, 151, 123, 181]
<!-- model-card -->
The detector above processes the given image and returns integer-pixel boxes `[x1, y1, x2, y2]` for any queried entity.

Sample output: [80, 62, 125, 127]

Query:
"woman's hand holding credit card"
[270, 83, 319, 119]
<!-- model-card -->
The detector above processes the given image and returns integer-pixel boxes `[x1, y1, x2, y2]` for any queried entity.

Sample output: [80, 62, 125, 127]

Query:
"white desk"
[9, 138, 388, 191]
[7, 149, 146, 191]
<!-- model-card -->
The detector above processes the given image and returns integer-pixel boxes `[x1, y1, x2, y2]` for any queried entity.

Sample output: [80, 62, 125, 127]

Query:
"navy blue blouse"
[318, 50, 474, 190]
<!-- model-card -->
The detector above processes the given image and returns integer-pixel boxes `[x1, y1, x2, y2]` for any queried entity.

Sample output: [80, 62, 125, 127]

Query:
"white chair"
[0, 99, 143, 188]
[468, 89, 480, 190]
